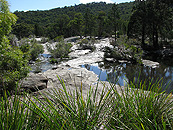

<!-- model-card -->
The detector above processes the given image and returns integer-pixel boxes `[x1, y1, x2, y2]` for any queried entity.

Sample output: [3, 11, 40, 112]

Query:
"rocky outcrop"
[20, 73, 48, 93]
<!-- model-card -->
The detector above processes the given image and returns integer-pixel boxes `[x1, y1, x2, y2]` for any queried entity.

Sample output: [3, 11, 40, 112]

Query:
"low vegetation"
[0, 77, 172, 129]
[78, 38, 96, 51]
[46, 40, 72, 59]
[105, 36, 143, 63]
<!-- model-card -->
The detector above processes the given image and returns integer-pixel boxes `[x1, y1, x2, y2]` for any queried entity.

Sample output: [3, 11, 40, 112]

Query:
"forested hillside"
[12, 2, 134, 39]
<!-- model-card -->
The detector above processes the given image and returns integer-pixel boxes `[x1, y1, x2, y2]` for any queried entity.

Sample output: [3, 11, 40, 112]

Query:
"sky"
[7, 0, 134, 12]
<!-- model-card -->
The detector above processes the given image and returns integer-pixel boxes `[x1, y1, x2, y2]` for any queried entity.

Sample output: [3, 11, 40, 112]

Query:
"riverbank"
[30, 37, 164, 98]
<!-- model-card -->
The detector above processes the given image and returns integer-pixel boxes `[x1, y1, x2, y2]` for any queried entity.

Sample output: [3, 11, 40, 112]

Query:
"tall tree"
[109, 3, 120, 44]
[128, 0, 172, 49]
[128, 0, 147, 47]
[84, 8, 96, 37]
[68, 13, 84, 38]
[34, 23, 44, 37]
[56, 14, 70, 37]
[97, 11, 106, 38]
[12, 23, 34, 39]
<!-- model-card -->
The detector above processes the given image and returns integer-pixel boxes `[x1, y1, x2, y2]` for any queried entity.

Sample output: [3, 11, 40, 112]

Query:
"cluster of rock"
[18, 37, 161, 97]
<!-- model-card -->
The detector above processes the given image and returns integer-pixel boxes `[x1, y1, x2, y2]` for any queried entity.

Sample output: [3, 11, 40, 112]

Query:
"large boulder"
[20, 73, 48, 93]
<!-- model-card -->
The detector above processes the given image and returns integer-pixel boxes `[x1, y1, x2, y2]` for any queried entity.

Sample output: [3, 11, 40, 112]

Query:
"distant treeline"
[12, 2, 134, 39]
[11, 1, 172, 50]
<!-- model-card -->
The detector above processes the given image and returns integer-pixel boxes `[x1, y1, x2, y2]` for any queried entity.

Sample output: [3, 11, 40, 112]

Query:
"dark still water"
[81, 60, 173, 93]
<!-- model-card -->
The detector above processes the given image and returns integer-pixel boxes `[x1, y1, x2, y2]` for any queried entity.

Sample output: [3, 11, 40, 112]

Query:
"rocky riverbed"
[21, 37, 162, 99]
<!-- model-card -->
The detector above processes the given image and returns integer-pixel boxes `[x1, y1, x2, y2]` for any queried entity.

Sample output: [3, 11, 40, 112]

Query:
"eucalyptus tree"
[128, 0, 148, 47]
[108, 3, 120, 44]
[97, 11, 106, 38]
[128, 0, 172, 49]
[34, 23, 44, 37]
[68, 13, 84, 38]
[56, 14, 70, 37]
[84, 8, 96, 37]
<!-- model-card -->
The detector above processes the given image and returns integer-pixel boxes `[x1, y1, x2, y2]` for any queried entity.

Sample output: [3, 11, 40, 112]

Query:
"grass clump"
[0, 77, 172, 129]
[108, 78, 173, 129]
[27, 76, 112, 129]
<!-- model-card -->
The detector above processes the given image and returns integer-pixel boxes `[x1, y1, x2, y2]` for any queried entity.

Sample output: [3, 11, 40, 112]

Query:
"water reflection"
[81, 61, 173, 92]
[30, 54, 53, 73]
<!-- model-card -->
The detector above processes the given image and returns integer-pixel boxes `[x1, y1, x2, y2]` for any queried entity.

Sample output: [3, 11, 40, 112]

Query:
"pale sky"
[7, 0, 134, 12]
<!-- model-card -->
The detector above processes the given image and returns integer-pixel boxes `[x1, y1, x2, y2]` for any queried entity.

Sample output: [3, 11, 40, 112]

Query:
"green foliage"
[0, 0, 17, 40]
[46, 41, 72, 59]
[128, 0, 172, 49]
[12, 23, 34, 39]
[19, 37, 44, 61]
[0, 89, 47, 130]
[0, 0, 29, 92]
[108, 78, 173, 130]
[26, 76, 112, 129]
[30, 42, 44, 61]
[1, 76, 172, 129]
[105, 35, 143, 63]
[108, 3, 120, 42]
[12, 2, 134, 39]
[54, 35, 64, 42]
[78, 38, 96, 51]
[7, 34, 18, 46]
[34, 23, 44, 37]
[0, 38, 29, 92]
[49, 58, 58, 64]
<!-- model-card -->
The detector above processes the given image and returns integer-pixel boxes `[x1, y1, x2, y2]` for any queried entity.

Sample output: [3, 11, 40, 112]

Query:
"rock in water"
[20, 73, 48, 93]
[142, 60, 159, 68]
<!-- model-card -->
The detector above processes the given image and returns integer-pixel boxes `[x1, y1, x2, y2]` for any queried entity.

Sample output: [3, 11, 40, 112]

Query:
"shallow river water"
[30, 53, 173, 93]
[81, 60, 173, 93]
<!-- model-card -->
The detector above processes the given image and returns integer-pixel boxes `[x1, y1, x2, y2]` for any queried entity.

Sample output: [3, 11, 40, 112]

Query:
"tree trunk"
[114, 26, 117, 45]
[153, 24, 159, 49]
[142, 22, 145, 47]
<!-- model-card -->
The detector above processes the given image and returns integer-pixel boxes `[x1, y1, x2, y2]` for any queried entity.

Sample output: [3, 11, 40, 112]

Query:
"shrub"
[46, 41, 72, 59]
[54, 35, 64, 42]
[0, 0, 29, 93]
[19, 38, 44, 61]
[30, 42, 44, 61]
[78, 38, 96, 51]
[27, 76, 112, 129]
[108, 79, 173, 129]
[49, 58, 58, 64]
[105, 35, 143, 63]
[0, 89, 47, 129]
[0, 38, 29, 94]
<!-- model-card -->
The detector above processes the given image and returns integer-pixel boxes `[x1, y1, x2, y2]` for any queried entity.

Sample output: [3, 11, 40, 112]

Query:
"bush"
[0, 38, 29, 94]
[0, 0, 29, 93]
[78, 38, 96, 51]
[19, 38, 44, 61]
[105, 35, 143, 63]
[46, 41, 72, 59]
[0, 90, 47, 129]
[30, 42, 44, 61]
[54, 35, 64, 42]
[49, 58, 58, 64]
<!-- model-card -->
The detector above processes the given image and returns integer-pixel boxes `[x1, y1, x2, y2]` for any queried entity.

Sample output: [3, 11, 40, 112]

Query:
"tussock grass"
[108, 78, 173, 129]
[0, 77, 172, 129]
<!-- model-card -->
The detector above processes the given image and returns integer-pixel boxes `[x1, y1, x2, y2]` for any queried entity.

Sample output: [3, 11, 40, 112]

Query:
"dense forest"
[12, 2, 134, 39]
[11, 1, 173, 50]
